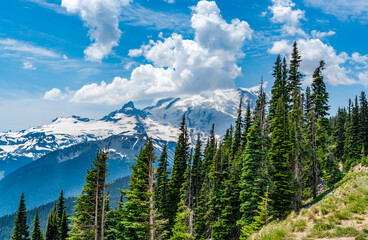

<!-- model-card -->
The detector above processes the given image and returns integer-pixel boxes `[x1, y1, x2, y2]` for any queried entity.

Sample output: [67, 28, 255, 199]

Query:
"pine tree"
[31, 209, 43, 240]
[232, 98, 243, 157]
[167, 115, 190, 230]
[344, 97, 361, 170]
[288, 41, 303, 94]
[269, 97, 293, 218]
[190, 134, 202, 213]
[359, 91, 368, 156]
[238, 115, 270, 228]
[169, 200, 195, 240]
[114, 138, 167, 240]
[240, 186, 272, 239]
[268, 55, 282, 122]
[11, 193, 30, 240]
[46, 203, 59, 240]
[57, 190, 69, 240]
[242, 103, 252, 150]
[154, 144, 169, 220]
[332, 108, 347, 161]
[68, 149, 109, 240]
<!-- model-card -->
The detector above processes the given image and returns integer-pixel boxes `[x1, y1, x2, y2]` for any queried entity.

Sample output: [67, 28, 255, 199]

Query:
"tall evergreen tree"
[46, 203, 59, 240]
[68, 149, 109, 240]
[238, 114, 270, 229]
[190, 134, 202, 213]
[269, 97, 293, 218]
[288, 41, 303, 93]
[359, 91, 368, 156]
[167, 115, 190, 230]
[332, 108, 347, 161]
[57, 190, 69, 240]
[344, 97, 361, 169]
[242, 103, 252, 150]
[114, 138, 166, 240]
[31, 209, 44, 240]
[155, 144, 169, 220]
[11, 193, 30, 240]
[232, 98, 243, 157]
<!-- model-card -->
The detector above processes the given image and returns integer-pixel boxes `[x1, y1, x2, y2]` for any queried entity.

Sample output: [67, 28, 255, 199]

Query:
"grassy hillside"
[250, 172, 368, 240]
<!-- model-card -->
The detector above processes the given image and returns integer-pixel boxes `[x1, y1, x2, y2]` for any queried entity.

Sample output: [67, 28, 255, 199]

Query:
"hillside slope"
[251, 172, 368, 240]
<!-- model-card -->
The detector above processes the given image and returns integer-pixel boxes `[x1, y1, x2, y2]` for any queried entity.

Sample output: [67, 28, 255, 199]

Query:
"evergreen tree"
[242, 103, 252, 149]
[240, 186, 272, 240]
[268, 55, 282, 121]
[344, 97, 361, 170]
[169, 200, 194, 240]
[238, 115, 270, 228]
[190, 134, 202, 213]
[46, 203, 59, 240]
[269, 97, 293, 218]
[232, 98, 243, 157]
[68, 149, 109, 240]
[57, 190, 69, 240]
[332, 108, 347, 161]
[31, 209, 43, 240]
[11, 193, 30, 240]
[359, 91, 368, 156]
[304, 86, 312, 122]
[154, 144, 169, 220]
[167, 115, 190, 230]
[114, 138, 167, 240]
[288, 41, 303, 93]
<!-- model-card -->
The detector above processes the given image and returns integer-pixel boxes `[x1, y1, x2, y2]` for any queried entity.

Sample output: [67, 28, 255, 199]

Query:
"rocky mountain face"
[0, 88, 257, 216]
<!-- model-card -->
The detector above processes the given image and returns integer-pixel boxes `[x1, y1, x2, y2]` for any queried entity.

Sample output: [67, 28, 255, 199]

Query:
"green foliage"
[45, 203, 59, 240]
[11, 193, 30, 240]
[169, 201, 194, 240]
[68, 149, 109, 239]
[155, 144, 170, 220]
[31, 209, 43, 240]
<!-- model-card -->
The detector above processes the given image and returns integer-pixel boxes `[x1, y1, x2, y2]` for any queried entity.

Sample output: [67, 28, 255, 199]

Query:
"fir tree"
[359, 91, 368, 156]
[332, 108, 347, 161]
[46, 203, 59, 240]
[190, 134, 202, 212]
[288, 41, 303, 93]
[57, 190, 69, 240]
[240, 186, 272, 239]
[269, 97, 294, 218]
[232, 98, 243, 157]
[154, 144, 169, 220]
[242, 103, 252, 150]
[68, 149, 109, 240]
[169, 201, 194, 240]
[114, 138, 167, 240]
[344, 97, 361, 169]
[238, 116, 270, 228]
[11, 193, 30, 240]
[31, 209, 43, 240]
[167, 115, 190, 230]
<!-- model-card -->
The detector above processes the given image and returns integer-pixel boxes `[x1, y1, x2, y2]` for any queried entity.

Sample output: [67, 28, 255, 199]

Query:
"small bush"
[313, 222, 335, 231]
[333, 211, 352, 220]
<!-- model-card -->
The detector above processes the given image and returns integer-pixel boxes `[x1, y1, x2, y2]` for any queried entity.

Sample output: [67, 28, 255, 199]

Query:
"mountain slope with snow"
[0, 88, 257, 178]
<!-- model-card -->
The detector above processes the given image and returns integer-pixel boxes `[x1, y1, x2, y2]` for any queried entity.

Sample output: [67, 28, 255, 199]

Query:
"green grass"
[292, 219, 307, 232]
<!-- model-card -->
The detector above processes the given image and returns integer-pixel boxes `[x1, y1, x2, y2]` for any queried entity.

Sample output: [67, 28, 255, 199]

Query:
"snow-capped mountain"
[0, 88, 257, 179]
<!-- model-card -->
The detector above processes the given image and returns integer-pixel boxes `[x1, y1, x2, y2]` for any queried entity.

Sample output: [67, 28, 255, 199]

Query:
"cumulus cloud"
[269, 39, 356, 85]
[304, 0, 368, 21]
[269, 0, 306, 36]
[61, 0, 132, 62]
[268, 39, 292, 55]
[70, 0, 253, 104]
[311, 30, 335, 39]
[43, 88, 67, 101]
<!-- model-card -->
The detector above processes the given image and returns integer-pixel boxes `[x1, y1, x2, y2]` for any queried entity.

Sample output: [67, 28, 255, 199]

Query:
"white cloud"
[268, 39, 292, 55]
[311, 30, 335, 39]
[0, 38, 60, 58]
[304, 0, 368, 21]
[358, 71, 368, 87]
[269, 39, 356, 85]
[128, 48, 143, 57]
[164, 0, 175, 3]
[61, 0, 132, 62]
[70, 0, 253, 105]
[43, 88, 67, 101]
[351, 52, 368, 69]
[23, 62, 37, 70]
[269, 0, 306, 36]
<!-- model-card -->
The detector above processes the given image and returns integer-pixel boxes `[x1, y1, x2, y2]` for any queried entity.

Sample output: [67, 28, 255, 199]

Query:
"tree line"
[10, 42, 368, 240]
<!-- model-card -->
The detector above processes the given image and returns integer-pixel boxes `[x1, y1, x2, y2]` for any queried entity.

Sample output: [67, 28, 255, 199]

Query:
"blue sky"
[0, 0, 367, 131]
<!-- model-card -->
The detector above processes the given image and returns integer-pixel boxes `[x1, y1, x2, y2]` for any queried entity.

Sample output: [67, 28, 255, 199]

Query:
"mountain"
[0, 87, 257, 216]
